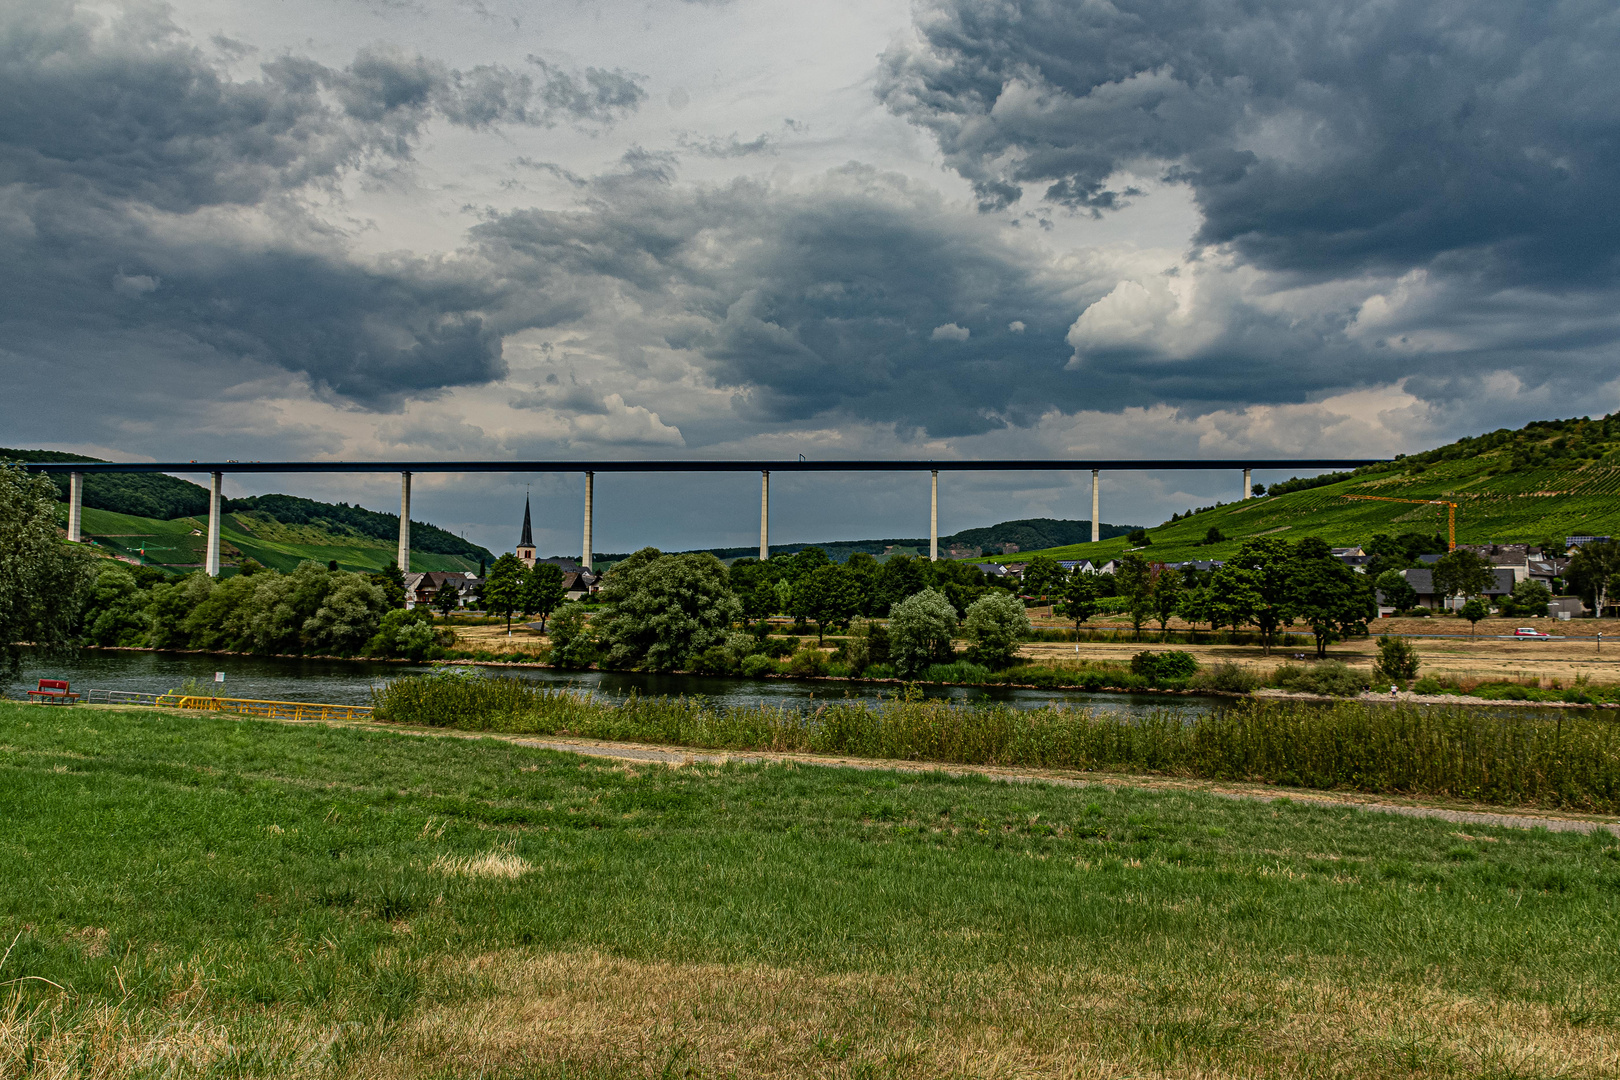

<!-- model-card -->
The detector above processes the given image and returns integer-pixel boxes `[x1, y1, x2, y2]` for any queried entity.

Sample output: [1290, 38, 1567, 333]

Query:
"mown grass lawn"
[2, 702, 1618, 1078]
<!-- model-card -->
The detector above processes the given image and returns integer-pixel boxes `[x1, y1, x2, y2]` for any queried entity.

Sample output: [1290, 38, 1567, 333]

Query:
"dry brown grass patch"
[427, 849, 532, 880]
[361, 949, 1620, 1080]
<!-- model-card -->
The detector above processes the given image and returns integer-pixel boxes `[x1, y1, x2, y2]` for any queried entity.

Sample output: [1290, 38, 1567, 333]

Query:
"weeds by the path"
[373, 674, 1620, 813]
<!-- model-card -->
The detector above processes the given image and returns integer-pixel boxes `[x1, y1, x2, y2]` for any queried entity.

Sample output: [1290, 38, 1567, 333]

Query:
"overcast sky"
[5, 0, 1618, 557]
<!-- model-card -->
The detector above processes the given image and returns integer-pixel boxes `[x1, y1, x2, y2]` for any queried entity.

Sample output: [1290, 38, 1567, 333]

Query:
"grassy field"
[61, 504, 480, 575]
[4, 701, 1618, 1077]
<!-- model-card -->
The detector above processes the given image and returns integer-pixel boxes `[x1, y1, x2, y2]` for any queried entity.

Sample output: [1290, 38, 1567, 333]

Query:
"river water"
[6, 648, 1220, 719]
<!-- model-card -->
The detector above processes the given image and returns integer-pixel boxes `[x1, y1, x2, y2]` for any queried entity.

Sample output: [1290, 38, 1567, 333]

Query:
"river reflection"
[6, 648, 1219, 720]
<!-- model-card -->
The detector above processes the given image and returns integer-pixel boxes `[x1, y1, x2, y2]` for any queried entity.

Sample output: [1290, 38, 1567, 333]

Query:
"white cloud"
[930, 322, 970, 341]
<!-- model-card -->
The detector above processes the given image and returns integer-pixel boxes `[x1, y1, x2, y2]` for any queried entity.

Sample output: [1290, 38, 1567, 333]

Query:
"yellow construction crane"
[1341, 494, 1458, 550]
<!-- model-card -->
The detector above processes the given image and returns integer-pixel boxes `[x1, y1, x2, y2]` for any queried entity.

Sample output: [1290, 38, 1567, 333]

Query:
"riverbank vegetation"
[2, 700, 1617, 1077]
[371, 673, 1620, 813]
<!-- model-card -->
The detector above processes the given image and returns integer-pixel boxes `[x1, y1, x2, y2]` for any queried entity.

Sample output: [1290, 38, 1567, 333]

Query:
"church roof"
[519, 495, 534, 548]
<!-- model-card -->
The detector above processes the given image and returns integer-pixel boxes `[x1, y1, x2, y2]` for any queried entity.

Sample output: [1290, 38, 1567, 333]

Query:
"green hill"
[1, 447, 492, 574]
[64, 505, 485, 576]
[1018, 413, 1620, 563]
[686, 518, 1139, 564]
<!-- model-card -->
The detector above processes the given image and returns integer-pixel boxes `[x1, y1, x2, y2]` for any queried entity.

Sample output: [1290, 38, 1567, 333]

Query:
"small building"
[404, 570, 478, 609]
[1384, 567, 1517, 613]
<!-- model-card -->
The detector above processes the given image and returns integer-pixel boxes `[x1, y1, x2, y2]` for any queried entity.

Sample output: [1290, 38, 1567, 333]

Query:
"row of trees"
[544, 547, 1031, 676]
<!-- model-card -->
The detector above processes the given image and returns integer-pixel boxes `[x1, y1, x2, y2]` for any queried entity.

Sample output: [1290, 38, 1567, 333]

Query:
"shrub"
[1412, 676, 1445, 694]
[739, 654, 779, 678]
[960, 592, 1032, 669]
[755, 636, 797, 659]
[1373, 636, 1421, 684]
[888, 589, 959, 678]
[1130, 650, 1199, 682]
[690, 645, 740, 675]
[546, 604, 599, 669]
[371, 671, 545, 727]
[922, 661, 993, 684]
[1273, 661, 1370, 697]
[786, 648, 830, 677]
[1189, 663, 1262, 693]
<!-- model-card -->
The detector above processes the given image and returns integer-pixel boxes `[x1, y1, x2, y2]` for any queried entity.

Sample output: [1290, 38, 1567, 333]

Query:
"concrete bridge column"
[759, 471, 769, 561]
[398, 472, 412, 571]
[930, 470, 939, 562]
[582, 471, 594, 571]
[205, 472, 223, 577]
[67, 471, 84, 543]
[1091, 470, 1100, 544]
[1244, 467, 1252, 501]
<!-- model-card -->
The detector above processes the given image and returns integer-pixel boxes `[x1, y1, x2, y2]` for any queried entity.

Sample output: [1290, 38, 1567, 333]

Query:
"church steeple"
[516, 494, 536, 567]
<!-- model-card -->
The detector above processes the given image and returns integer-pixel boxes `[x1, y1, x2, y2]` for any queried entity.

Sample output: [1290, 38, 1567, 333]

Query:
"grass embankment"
[3, 701, 1619, 1077]
[374, 676, 1620, 813]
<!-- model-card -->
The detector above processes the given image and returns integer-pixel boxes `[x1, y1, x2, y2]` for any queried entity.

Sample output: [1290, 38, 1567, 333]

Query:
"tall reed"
[371, 674, 1620, 811]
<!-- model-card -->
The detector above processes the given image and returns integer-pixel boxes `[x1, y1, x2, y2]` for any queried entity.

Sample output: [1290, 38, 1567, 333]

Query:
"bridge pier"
[930, 470, 939, 561]
[759, 471, 769, 561]
[582, 471, 594, 571]
[398, 472, 412, 571]
[205, 472, 222, 577]
[67, 471, 83, 542]
[1244, 467, 1252, 501]
[1091, 469, 1100, 544]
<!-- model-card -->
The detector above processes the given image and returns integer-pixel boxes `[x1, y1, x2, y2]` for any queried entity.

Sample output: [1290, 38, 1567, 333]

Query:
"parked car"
[1512, 627, 1552, 639]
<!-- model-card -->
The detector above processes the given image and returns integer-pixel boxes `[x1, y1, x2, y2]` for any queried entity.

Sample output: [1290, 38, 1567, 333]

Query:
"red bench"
[27, 679, 79, 704]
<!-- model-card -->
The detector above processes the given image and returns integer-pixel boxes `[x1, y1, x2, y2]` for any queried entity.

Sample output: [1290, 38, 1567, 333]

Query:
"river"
[6, 648, 1222, 719]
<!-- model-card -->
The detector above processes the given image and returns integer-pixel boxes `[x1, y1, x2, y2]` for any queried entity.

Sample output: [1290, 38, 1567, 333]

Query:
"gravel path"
[505, 735, 1620, 837]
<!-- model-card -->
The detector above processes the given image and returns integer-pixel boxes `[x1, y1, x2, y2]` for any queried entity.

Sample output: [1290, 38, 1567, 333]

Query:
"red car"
[1512, 627, 1552, 639]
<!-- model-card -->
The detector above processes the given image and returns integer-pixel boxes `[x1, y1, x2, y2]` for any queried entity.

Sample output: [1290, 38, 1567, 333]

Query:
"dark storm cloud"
[880, 0, 1620, 284]
[470, 158, 1402, 435]
[0, 1, 640, 404]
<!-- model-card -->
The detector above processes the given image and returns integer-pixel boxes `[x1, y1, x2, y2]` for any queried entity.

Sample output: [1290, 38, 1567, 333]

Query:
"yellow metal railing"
[157, 695, 373, 723]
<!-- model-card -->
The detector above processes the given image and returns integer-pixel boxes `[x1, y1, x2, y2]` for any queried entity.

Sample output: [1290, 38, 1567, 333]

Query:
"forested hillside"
[691, 518, 1137, 563]
[1023, 413, 1620, 563]
[1, 449, 493, 571]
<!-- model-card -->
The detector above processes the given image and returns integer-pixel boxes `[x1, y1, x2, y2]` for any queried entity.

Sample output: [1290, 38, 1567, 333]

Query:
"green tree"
[927, 559, 990, 615]
[1374, 569, 1418, 611]
[1021, 555, 1064, 607]
[302, 574, 387, 655]
[1291, 538, 1373, 658]
[1126, 528, 1152, 547]
[1201, 526, 1225, 545]
[1567, 539, 1620, 617]
[483, 553, 528, 635]
[1215, 537, 1295, 653]
[887, 588, 958, 678]
[522, 562, 567, 632]
[961, 592, 1031, 669]
[792, 564, 861, 643]
[1373, 636, 1421, 685]
[1177, 584, 1217, 633]
[595, 549, 742, 671]
[79, 562, 149, 646]
[1116, 554, 1154, 638]
[432, 581, 459, 621]
[1431, 550, 1496, 609]
[727, 558, 780, 623]
[546, 603, 599, 668]
[1460, 596, 1490, 635]
[370, 560, 407, 610]
[1060, 571, 1099, 630]
[0, 462, 95, 673]
[872, 555, 929, 613]
[1502, 578, 1551, 618]
[1151, 564, 1183, 636]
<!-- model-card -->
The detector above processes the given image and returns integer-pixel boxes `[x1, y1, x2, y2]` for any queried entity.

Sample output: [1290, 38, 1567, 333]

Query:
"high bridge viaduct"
[30, 458, 1385, 576]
